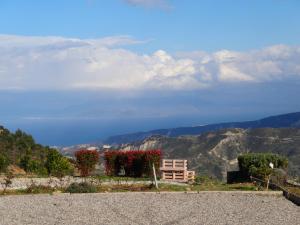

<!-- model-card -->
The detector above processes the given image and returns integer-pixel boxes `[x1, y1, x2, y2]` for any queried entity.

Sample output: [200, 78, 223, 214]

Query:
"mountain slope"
[105, 112, 300, 144]
[119, 128, 300, 180]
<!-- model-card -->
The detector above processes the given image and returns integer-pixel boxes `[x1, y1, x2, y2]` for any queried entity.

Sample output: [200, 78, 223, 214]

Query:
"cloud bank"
[0, 34, 300, 91]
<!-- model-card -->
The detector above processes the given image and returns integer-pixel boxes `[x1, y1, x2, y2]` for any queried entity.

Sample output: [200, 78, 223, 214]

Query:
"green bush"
[20, 155, 48, 176]
[238, 153, 288, 179]
[46, 150, 74, 177]
[65, 182, 97, 193]
[0, 154, 9, 172]
[25, 183, 55, 194]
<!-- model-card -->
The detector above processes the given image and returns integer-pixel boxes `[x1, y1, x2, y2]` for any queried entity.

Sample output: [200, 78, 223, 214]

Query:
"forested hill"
[0, 125, 54, 174]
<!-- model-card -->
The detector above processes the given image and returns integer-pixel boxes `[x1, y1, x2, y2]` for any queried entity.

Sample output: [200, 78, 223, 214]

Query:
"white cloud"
[0, 35, 300, 91]
[185, 45, 300, 83]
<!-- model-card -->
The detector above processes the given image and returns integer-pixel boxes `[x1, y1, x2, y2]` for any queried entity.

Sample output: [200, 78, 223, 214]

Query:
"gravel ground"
[0, 192, 299, 225]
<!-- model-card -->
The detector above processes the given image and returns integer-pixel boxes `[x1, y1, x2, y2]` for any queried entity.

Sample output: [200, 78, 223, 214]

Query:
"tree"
[45, 149, 74, 178]
[238, 153, 288, 189]
[20, 155, 47, 176]
[75, 150, 99, 177]
[0, 154, 9, 173]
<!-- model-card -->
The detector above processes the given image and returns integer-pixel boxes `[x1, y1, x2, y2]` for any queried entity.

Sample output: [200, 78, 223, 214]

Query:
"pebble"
[0, 192, 299, 225]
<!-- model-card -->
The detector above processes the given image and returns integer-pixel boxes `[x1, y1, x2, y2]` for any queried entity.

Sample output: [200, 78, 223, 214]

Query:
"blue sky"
[0, 0, 300, 145]
[1, 0, 300, 52]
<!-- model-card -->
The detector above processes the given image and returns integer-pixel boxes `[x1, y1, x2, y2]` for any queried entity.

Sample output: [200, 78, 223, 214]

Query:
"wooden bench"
[160, 159, 195, 183]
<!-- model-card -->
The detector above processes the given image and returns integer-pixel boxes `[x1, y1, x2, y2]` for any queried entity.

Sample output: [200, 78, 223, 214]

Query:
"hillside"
[105, 112, 300, 144]
[0, 125, 55, 174]
[118, 128, 300, 180]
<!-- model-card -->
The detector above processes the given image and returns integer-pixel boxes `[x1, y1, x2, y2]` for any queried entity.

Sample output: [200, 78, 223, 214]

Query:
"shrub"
[20, 155, 48, 176]
[104, 150, 161, 177]
[28, 160, 48, 176]
[194, 175, 217, 185]
[0, 154, 9, 173]
[25, 183, 55, 194]
[45, 150, 74, 178]
[65, 182, 97, 193]
[238, 153, 288, 180]
[1, 172, 14, 194]
[75, 150, 99, 177]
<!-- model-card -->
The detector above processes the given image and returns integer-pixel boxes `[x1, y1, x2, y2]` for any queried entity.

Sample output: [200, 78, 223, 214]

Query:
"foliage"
[45, 149, 74, 177]
[194, 175, 217, 185]
[0, 125, 63, 176]
[24, 183, 55, 194]
[20, 155, 47, 176]
[104, 150, 161, 177]
[0, 154, 9, 172]
[65, 182, 97, 193]
[75, 150, 99, 177]
[238, 153, 288, 180]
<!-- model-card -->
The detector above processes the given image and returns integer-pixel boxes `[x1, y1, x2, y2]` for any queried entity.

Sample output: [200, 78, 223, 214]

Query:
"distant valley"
[119, 128, 300, 180]
[59, 112, 300, 180]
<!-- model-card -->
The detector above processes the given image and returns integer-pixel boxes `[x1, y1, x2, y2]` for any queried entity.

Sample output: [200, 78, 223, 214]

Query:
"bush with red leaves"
[75, 149, 99, 177]
[104, 150, 161, 177]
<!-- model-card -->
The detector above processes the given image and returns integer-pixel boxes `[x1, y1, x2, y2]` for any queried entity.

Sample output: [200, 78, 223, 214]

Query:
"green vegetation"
[238, 153, 288, 180]
[0, 125, 73, 177]
[45, 149, 74, 177]
[0, 154, 9, 172]
[65, 182, 97, 193]
[23, 184, 56, 194]
[192, 176, 257, 191]
[0, 179, 260, 195]
[20, 155, 48, 176]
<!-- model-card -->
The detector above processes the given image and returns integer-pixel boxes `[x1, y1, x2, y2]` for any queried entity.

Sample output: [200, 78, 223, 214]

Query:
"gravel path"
[0, 192, 299, 225]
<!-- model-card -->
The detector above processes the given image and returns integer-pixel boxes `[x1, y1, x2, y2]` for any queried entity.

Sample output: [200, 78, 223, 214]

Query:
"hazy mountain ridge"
[58, 112, 300, 180]
[59, 144, 101, 157]
[105, 112, 300, 144]
[118, 128, 300, 180]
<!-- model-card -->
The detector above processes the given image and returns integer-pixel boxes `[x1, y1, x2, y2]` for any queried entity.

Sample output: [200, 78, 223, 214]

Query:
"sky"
[0, 0, 300, 146]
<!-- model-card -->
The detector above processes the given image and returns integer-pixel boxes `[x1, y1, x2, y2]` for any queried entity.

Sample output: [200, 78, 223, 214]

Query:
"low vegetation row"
[1, 175, 258, 195]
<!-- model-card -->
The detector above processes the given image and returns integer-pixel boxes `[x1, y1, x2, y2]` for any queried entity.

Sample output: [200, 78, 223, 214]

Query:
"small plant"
[194, 175, 217, 185]
[25, 183, 55, 194]
[1, 172, 14, 194]
[0, 154, 9, 173]
[65, 182, 97, 193]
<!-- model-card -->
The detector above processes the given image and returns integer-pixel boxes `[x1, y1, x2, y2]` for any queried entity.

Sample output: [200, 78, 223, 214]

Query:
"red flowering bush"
[75, 149, 99, 177]
[104, 150, 161, 177]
